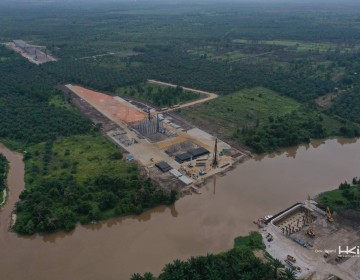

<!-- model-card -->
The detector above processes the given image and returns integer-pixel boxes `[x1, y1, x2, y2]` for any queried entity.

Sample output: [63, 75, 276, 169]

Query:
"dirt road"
[147, 80, 219, 112]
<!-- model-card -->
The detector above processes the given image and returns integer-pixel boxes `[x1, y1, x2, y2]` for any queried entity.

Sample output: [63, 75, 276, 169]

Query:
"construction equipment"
[212, 138, 218, 167]
[199, 170, 206, 176]
[307, 227, 315, 237]
[287, 255, 296, 263]
[306, 195, 316, 237]
[326, 207, 334, 222]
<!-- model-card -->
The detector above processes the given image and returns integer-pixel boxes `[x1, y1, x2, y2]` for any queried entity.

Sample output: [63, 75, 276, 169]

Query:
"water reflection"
[39, 204, 179, 243]
[337, 137, 359, 145]
[253, 137, 359, 162]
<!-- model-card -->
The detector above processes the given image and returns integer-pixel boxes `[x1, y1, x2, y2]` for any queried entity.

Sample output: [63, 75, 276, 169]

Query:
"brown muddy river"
[0, 138, 359, 280]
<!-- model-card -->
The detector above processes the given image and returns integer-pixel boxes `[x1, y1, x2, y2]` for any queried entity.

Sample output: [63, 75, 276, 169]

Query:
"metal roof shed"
[188, 147, 210, 159]
[175, 153, 192, 163]
[155, 161, 172, 172]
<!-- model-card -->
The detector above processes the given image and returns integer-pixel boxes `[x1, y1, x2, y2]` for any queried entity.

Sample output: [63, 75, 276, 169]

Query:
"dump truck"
[287, 255, 296, 263]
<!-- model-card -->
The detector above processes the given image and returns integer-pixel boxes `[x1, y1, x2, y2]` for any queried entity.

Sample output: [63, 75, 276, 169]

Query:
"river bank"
[0, 189, 7, 206]
[0, 138, 359, 280]
[0, 144, 24, 233]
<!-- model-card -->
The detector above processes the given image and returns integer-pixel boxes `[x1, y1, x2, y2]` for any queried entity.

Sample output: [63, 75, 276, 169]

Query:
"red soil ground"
[71, 86, 146, 123]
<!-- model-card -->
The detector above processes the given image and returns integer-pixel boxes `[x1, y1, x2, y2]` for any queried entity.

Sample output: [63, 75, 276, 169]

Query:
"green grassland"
[178, 87, 359, 153]
[179, 87, 300, 139]
[15, 134, 176, 234]
[116, 83, 202, 107]
[318, 178, 360, 212]
[233, 231, 266, 250]
[24, 135, 130, 187]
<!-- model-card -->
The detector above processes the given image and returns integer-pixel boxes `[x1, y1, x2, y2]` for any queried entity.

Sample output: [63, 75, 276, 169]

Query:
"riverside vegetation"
[0, 46, 176, 235]
[318, 177, 360, 212]
[131, 232, 296, 280]
[0, 154, 8, 205]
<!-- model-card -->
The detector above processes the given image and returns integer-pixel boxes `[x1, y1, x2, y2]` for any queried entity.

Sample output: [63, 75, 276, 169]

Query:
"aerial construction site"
[63, 83, 248, 193]
[4, 40, 57, 65]
[256, 196, 360, 280]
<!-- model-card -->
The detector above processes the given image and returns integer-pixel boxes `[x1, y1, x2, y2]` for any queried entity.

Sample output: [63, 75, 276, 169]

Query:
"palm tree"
[130, 273, 144, 280]
[143, 272, 156, 280]
[281, 268, 296, 280]
[272, 259, 284, 279]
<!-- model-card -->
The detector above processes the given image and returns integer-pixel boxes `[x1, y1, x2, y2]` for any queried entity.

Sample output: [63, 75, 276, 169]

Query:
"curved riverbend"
[0, 138, 359, 280]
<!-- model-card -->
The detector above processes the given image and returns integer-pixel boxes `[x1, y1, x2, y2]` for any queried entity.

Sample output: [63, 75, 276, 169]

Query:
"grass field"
[25, 134, 132, 188]
[178, 87, 300, 139]
[234, 232, 265, 250]
[318, 181, 360, 212]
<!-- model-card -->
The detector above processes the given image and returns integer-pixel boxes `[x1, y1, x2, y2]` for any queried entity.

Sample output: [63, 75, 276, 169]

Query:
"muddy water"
[0, 138, 360, 280]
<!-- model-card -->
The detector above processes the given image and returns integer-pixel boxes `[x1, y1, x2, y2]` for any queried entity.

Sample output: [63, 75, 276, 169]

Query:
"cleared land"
[262, 201, 360, 280]
[65, 84, 244, 191]
[70, 85, 146, 123]
[4, 42, 57, 65]
[178, 87, 299, 140]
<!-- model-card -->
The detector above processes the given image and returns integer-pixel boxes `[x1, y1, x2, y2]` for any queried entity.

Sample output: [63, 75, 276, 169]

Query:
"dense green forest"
[238, 107, 360, 153]
[0, 154, 9, 204]
[131, 232, 296, 280]
[318, 177, 360, 212]
[328, 91, 360, 124]
[0, 46, 92, 145]
[2, 1, 355, 154]
[0, 46, 176, 234]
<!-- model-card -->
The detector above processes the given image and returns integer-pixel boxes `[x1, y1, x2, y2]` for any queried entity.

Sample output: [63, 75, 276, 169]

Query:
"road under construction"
[63, 84, 249, 193]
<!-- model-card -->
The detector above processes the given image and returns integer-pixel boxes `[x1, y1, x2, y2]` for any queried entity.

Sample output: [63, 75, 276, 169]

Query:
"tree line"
[131, 232, 296, 280]
[0, 154, 8, 202]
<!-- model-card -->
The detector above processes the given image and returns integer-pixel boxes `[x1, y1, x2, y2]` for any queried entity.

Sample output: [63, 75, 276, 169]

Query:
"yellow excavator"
[306, 195, 315, 237]
[307, 226, 315, 237]
[326, 207, 334, 223]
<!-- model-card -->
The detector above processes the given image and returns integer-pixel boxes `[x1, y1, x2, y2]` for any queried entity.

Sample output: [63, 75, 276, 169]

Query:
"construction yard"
[64, 84, 249, 193]
[259, 198, 360, 280]
[4, 40, 57, 64]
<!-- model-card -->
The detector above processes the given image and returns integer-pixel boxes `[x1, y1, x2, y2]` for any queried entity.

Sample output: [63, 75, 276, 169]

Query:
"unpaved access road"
[147, 80, 219, 112]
